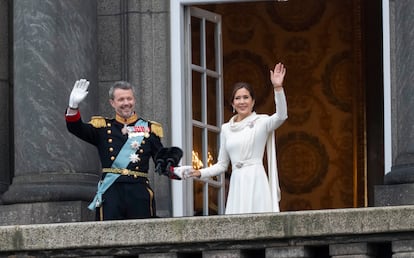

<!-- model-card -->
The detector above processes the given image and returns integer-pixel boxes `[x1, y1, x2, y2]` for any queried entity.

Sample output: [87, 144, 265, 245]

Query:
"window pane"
[191, 16, 201, 66]
[208, 129, 223, 216]
[207, 130, 219, 169]
[192, 126, 204, 216]
[192, 71, 202, 121]
[205, 20, 216, 71]
[192, 126, 203, 170]
[207, 76, 218, 126]
[193, 180, 204, 216]
[208, 184, 219, 215]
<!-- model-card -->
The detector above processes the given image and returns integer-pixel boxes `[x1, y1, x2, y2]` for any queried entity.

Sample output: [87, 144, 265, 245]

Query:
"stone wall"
[0, 0, 11, 198]
[0, 0, 173, 223]
[2, 206, 414, 257]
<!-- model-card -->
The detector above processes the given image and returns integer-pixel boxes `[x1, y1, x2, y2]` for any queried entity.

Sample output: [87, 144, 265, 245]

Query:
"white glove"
[69, 79, 90, 109]
[173, 166, 193, 179]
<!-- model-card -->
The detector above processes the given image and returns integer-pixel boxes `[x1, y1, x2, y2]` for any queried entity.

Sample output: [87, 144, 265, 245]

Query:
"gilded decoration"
[266, 0, 326, 31]
[278, 132, 329, 194]
[225, 10, 256, 44]
[280, 35, 325, 125]
[223, 50, 269, 112]
[322, 51, 353, 112]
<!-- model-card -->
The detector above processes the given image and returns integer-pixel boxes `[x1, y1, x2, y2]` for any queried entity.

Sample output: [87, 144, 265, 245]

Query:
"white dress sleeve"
[266, 90, 288, 132]
[199, 124, 230, 179]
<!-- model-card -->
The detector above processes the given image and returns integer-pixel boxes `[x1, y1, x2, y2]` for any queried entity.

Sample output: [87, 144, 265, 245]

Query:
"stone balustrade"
[1, 205, 414, 257]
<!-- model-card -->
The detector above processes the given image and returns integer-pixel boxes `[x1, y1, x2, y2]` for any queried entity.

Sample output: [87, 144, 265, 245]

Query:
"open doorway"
[172, 0, 384, 214]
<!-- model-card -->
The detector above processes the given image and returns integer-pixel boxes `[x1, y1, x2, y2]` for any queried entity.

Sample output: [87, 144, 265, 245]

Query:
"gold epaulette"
[88, 116, 107, 128]
[150, 121, 164, 138]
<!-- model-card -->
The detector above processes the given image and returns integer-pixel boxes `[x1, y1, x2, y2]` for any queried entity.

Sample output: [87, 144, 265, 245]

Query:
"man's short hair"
[109, 81, 136, 100]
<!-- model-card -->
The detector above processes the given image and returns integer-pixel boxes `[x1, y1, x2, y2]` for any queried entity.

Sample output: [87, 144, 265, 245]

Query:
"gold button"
[108, 139, 113, 143]
[107, 123, 111, 127]
[139, 149, 144, 153]
[110, 156, 115, 161]
[121, 169, 129, 175]
[107, 129, 112, 134]
[109, 147, 114, 152]
[135, 166, 139, 170]
[141, 140, 146, 144]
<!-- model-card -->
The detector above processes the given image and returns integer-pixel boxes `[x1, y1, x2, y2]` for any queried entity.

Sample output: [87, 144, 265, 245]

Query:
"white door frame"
[170, 0, 392, 216]
[382, 0, 391, 175]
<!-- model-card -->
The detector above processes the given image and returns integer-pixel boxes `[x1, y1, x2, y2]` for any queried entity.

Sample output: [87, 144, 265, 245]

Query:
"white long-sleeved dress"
[200, 90, 288, 214]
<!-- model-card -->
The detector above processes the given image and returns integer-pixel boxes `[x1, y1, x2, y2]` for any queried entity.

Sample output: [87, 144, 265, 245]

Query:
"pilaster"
[1, 0, 99, 223]
[0, 0, 11, 198]
[375, 0, 414, 206]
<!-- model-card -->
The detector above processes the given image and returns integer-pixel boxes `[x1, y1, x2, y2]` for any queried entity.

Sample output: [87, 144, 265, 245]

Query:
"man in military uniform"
[65, 79, 164, 221]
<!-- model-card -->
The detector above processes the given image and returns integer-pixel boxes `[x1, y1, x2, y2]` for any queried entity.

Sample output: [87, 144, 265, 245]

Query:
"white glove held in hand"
[69, 79, 90, 109]
[173, 166, 193, 179]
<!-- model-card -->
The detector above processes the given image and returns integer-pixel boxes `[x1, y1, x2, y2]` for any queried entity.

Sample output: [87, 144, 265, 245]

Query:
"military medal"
[129, 153, 139, 163]
[122, 125, 151, 138]
[144, 127, 150, 138]
[130, 140, 140, 149]
[122, 124, 128, 135]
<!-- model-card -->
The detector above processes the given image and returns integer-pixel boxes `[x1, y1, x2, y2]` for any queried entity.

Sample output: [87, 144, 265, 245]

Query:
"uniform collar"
[115, 112, 138, 125]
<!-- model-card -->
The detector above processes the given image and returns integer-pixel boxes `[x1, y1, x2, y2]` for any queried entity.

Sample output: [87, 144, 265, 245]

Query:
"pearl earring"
[232, 107, 235, 113]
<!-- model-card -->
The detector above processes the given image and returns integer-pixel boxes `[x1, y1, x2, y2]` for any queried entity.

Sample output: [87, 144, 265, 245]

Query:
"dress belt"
[232, 158, 262, 170]
[102, 168, 148, 178]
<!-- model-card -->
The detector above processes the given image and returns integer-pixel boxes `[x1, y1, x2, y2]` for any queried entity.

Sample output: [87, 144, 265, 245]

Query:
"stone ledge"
[0, 205, 413, 253]
[0, 201, 94, 226]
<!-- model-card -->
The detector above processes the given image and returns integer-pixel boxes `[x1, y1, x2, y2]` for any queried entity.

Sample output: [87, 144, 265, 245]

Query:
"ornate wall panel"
[197, 0, 364, 211]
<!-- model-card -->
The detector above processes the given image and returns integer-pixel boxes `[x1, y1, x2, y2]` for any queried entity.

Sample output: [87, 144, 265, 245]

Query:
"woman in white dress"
[188, 62, 288, 214]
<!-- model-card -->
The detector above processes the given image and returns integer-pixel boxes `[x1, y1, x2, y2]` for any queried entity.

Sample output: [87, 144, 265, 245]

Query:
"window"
[170, 4, 225, 216]
[187, 7, 225, 215]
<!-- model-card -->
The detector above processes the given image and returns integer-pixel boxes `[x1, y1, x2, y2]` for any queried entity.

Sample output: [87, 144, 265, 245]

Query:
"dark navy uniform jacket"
[65, 111, 163, 183]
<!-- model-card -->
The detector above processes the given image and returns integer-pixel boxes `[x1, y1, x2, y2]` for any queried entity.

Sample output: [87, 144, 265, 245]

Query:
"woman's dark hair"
[231, 82, 256, 102]
[230, 82, 256, 112]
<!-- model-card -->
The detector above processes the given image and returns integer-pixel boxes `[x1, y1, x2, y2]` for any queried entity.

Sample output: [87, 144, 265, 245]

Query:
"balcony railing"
[1, 205, 414, 257]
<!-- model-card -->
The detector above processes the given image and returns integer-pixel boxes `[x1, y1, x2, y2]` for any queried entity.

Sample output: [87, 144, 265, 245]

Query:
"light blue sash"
[88, 119, 149, 210]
